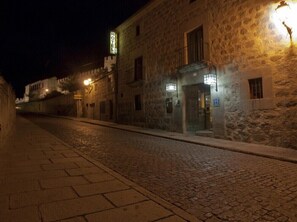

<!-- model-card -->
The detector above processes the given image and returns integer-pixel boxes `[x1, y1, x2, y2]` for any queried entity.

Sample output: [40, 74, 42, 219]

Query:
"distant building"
[24, 77, 58, 101]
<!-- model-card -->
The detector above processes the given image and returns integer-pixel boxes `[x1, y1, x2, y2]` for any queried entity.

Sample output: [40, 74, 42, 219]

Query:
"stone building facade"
[115, 0, 297, 149]
[82, 69, 117, 121]
[0, 76, 16, 146]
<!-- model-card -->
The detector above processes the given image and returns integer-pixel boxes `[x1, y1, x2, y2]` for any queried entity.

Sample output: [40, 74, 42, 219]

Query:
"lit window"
[249, 78, 263, 99]
[135, 95, 142, 110]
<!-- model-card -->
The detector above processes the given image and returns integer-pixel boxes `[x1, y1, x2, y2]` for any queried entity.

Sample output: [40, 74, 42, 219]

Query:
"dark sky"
[0, 0, 149, 97]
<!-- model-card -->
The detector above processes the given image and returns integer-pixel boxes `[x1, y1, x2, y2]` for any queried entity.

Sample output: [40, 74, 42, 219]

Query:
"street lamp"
[83, 78, 94, 93]
[275, 1, 293, 39]
[83, 78, 92, 86]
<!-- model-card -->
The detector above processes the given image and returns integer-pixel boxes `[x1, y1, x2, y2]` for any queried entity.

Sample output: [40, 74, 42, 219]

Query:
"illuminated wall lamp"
[166, 83, 177, 92]
[204, 73, 217, 92]
[83, 78, 93, 93]
[275, 1, 293, 39]
[83, 78, 92, 86]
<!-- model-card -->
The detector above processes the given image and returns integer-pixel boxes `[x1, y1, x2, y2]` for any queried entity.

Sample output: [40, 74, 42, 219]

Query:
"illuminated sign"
[110, 31, 118, 54]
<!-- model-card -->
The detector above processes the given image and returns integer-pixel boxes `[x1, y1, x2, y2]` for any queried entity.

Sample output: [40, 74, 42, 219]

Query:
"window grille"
[249, 78, 263, 99]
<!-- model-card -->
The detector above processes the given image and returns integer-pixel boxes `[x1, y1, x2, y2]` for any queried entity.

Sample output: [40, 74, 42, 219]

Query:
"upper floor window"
[135, 94, 142, 110]
[187, 26, 204, 63]
[136, 25, 140, 36]
[249, 78, 263, 99]
[134, 56, 143, 81]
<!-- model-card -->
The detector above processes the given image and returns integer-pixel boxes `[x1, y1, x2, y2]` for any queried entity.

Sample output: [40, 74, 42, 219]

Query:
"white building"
[24, 77, 58, 101]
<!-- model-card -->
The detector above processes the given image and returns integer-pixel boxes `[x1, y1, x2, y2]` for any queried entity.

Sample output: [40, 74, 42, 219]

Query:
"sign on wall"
[110, 31, 118, 54]
[213, 98, 220, 107]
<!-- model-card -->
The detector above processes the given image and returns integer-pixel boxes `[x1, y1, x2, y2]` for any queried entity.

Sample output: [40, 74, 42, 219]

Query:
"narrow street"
[24, 114, 297, 222]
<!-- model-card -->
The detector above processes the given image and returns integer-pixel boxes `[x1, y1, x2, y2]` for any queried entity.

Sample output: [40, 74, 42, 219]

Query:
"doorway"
[184, 83, 211, 132]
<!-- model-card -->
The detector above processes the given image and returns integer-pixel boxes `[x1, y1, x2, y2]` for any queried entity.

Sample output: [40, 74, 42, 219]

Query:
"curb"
[49, 115, 297, 164]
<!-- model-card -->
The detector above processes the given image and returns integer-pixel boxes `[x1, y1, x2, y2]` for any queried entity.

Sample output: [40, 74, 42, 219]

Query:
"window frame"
[134, 56, 143, 81]
[187, 25, 204, 64]
[136, 25, 140, 36]
[134, 94, 142, 111]
[248, 77, 263, 99]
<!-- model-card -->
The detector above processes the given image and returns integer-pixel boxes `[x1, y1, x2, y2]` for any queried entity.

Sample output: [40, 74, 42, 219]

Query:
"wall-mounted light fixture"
[83, 78, 93, 93]
[275, 1, 293, 40]
[204, 65, 217, 92]
[83, 78, 92, 86]
[166, 83, 177, 92]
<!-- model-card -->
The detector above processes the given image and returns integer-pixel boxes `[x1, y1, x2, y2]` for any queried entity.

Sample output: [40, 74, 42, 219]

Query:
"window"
[187, 26, 204, 63]
[136, 25, 140, 36]
[134, 56, 143, 81]
[100, 101, 106, 113]
[166, 98, 173, 113]
[249, 78, 263, 99]
[135, 95, 142, 110]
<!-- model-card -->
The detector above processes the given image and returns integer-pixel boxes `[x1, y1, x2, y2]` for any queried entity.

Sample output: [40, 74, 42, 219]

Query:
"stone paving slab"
[0, 206, 41, 222]
[0, 116, 198, 222]
[104, 189, 149, 207]
[83, 172, 115, 183]
[41, 162, 79, 171]
[10, 187, 77, 209]
[85, 200, 174, 222]
[66, 166, 104, 176]
[73, 180, 129, 196]
[40, 195, 113, 222]
[0, 180, 40, 195]
[40, 176, 89, 189]
[60, 217, 87, 222]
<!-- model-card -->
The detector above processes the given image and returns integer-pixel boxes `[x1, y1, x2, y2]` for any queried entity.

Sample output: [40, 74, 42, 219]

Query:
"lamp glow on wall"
[275, 1, 293, 40]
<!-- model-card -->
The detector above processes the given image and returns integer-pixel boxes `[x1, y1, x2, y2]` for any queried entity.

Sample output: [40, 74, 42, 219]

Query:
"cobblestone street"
[25, 115, 297, 222]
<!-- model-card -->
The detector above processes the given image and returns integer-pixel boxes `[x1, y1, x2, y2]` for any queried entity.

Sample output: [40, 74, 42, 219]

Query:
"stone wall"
[83, 72, 116, 121]
[208, 0, 297, 149]
[0, 76, 16, 146]
[18, 93, 77, 117]
[116, 0, 208, 130]
[116, 0, 297, 149]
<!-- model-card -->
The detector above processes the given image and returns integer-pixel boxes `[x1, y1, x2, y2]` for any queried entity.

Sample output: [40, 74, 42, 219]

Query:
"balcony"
[176, 44, 208, 74]
[125, 67, 145, 88]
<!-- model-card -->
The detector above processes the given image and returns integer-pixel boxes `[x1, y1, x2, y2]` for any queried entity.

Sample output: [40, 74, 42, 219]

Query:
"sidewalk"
[0, 116, 199, 222]
[63, 116, 297, 164]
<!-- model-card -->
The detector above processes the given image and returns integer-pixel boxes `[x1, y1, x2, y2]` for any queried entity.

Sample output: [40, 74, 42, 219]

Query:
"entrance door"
[184, 83, 211, 132]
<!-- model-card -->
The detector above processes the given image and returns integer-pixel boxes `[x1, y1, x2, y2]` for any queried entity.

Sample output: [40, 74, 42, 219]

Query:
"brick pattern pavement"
[0, 117, 195, 222]
[26, 114, 297, 222]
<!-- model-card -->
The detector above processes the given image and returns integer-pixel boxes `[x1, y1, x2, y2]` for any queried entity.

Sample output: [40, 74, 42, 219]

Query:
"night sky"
[0, 0, 150, 98]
